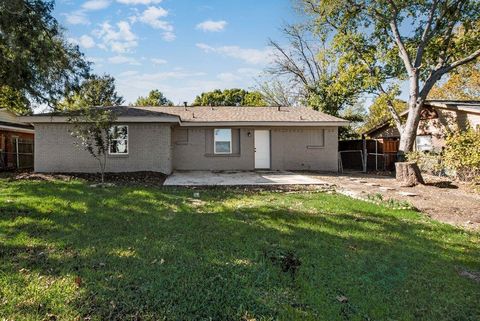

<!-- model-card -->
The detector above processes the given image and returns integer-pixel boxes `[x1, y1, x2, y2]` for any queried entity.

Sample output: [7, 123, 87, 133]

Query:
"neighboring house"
[364, 100, 480, 152]
[20, 106, 348, 174]
[0, 109, 35, 170]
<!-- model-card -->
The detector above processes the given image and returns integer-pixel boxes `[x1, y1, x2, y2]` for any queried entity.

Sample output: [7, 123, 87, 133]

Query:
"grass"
[0, 179, 479, 321]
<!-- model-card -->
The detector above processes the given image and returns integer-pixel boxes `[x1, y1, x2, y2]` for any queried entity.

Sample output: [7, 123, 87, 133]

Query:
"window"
[307, 129, 325, 148]
[214, 128, 232, 154]
[174, 128, 188, 145]
[415, 135, 432, 152]
[109, 125, 128, 155]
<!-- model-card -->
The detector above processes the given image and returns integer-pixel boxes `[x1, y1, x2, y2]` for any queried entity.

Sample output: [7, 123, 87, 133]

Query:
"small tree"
[68, 107, 117, 183]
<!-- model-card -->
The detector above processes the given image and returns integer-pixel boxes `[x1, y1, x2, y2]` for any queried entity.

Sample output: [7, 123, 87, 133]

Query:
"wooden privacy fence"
[338, 138, 399, 172]
[0, 137, 34, 170]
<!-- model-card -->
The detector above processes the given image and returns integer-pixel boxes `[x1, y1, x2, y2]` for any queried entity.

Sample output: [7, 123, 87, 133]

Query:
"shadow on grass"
[0, 180, 479, 321]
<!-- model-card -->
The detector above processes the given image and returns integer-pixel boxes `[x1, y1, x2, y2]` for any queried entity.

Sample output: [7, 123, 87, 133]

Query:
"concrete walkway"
[164, 170, 328, 186]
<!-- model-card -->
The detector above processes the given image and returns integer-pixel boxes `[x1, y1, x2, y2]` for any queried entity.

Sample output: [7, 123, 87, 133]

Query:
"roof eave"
[18, 115, 181, 123]
[179, 121, 350, 127]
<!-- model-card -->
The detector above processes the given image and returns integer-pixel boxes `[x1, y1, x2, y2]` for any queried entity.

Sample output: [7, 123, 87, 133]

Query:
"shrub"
[406, 151, 444, 176]
[443, 128, 480, 181]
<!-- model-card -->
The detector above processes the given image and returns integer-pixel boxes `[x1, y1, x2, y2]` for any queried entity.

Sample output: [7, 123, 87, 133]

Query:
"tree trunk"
[398, 76, 422, 155]
[395, 161, 425, 187]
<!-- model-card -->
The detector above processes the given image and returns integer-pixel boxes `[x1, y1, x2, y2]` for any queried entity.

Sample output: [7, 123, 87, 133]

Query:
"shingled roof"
[132, 106, 347, 123]
[21, 106, 348, 125]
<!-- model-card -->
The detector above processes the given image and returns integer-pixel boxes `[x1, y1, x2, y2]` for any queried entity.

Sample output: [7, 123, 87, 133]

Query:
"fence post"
[15, 137, 19, 169]
[362, 135, 367, 173]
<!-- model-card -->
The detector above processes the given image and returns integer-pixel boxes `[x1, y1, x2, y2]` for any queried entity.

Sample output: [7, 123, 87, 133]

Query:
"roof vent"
[183, 101, 188, 111]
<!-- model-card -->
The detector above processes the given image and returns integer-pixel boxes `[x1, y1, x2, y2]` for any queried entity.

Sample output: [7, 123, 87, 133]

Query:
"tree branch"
[386, 1, 414, 75]
[377, 85, 403, 133]
[414, 0, 439, 68]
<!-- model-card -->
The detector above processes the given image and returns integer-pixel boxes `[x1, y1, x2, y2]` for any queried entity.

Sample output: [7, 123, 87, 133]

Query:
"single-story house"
[20, 106, 348, 174]
[364, 100, 480, 152]
[0, 109, 35, 170]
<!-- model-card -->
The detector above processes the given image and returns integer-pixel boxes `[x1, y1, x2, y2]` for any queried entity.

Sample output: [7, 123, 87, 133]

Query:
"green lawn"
[0, 179, 479, 321]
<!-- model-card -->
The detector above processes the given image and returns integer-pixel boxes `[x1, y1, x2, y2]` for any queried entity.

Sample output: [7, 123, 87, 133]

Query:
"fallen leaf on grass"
[74, 276, 82, 287]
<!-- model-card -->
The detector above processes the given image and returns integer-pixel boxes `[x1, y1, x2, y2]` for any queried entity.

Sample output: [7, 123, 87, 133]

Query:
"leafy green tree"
[243, 91, 267, 106]
[134, 90, 173, 106]
[302, 0, 480, 154]
[58, 74, 124, 110]
[429, 62, 480, 100]
[0, 0, 90, 110]
[0, 86, 31, 115]
[193, 89, 267, 106]
[362, 95, 407, 133]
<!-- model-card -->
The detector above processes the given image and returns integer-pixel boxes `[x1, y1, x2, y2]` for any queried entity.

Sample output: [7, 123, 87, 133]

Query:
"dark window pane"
[110, 140, 128, 154]
[215, 141, 231, 153]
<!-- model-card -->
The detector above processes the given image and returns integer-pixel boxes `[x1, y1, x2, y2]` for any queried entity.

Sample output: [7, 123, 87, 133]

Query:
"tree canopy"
[57, 74, 124, 110]
[269, 24, 367, 117]
[0, 0, 90, 111]
[428, 62, 480, 100]
[0, 86, 31, 115]
[301, 0, 480, 153]
[134, 90, 173, 106]
[192, 89, 267, 106]
[362, 96, 407, 133]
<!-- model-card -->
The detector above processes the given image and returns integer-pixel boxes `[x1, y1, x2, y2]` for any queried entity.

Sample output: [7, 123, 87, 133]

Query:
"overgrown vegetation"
[407, 128, 480, 183]
[443, 128, 480, 181]
[1, 179, 479, 320]
[407, 151, 445, 176]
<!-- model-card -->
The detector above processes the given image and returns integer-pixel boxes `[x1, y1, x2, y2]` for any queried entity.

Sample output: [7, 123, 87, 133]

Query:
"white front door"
[254, 130, 270, 169]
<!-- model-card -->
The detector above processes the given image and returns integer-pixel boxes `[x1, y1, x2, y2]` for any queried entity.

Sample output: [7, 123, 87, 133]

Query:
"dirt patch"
[457, 267, 480, 283]
[1, 171, 167, 187]
[309, 172, 480, 231]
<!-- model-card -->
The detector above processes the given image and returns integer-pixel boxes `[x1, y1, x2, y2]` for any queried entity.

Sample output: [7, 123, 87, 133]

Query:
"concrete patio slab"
[164, 171, 329, 186]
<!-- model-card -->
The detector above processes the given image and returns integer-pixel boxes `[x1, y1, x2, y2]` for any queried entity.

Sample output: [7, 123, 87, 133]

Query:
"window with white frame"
[214, 128, 232, 154]
[109, 125, 128, 155]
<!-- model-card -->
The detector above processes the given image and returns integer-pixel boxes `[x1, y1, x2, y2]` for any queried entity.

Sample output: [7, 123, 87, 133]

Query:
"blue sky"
[54, 0, 300, 105]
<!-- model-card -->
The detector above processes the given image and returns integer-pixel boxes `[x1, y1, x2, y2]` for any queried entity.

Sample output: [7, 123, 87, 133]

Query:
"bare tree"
[267, 24, 366, 117]
[68, 107, 118, 183]
[255, 77, 302, 107]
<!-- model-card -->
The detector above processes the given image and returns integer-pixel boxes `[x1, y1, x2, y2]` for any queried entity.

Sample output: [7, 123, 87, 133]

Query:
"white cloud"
[69, 35, 96, 48]
[217, 72, 241, 82]
[196, 43, 273, 65]
[87, 57, 105, 65]
[196, 20, 227, 32]
[151, 58, 168, 65]
[117, 0, 162, 4]
[116, 70, 207, 104]
[63, 11, 90, 25]
[80, 35, 96, 48]
[108, 55, 141, 65]
[93, 21, 138, 53]
[237, 67, 263, 75]
[82, 0, 110, 10]
[138, 6, 175, 41]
